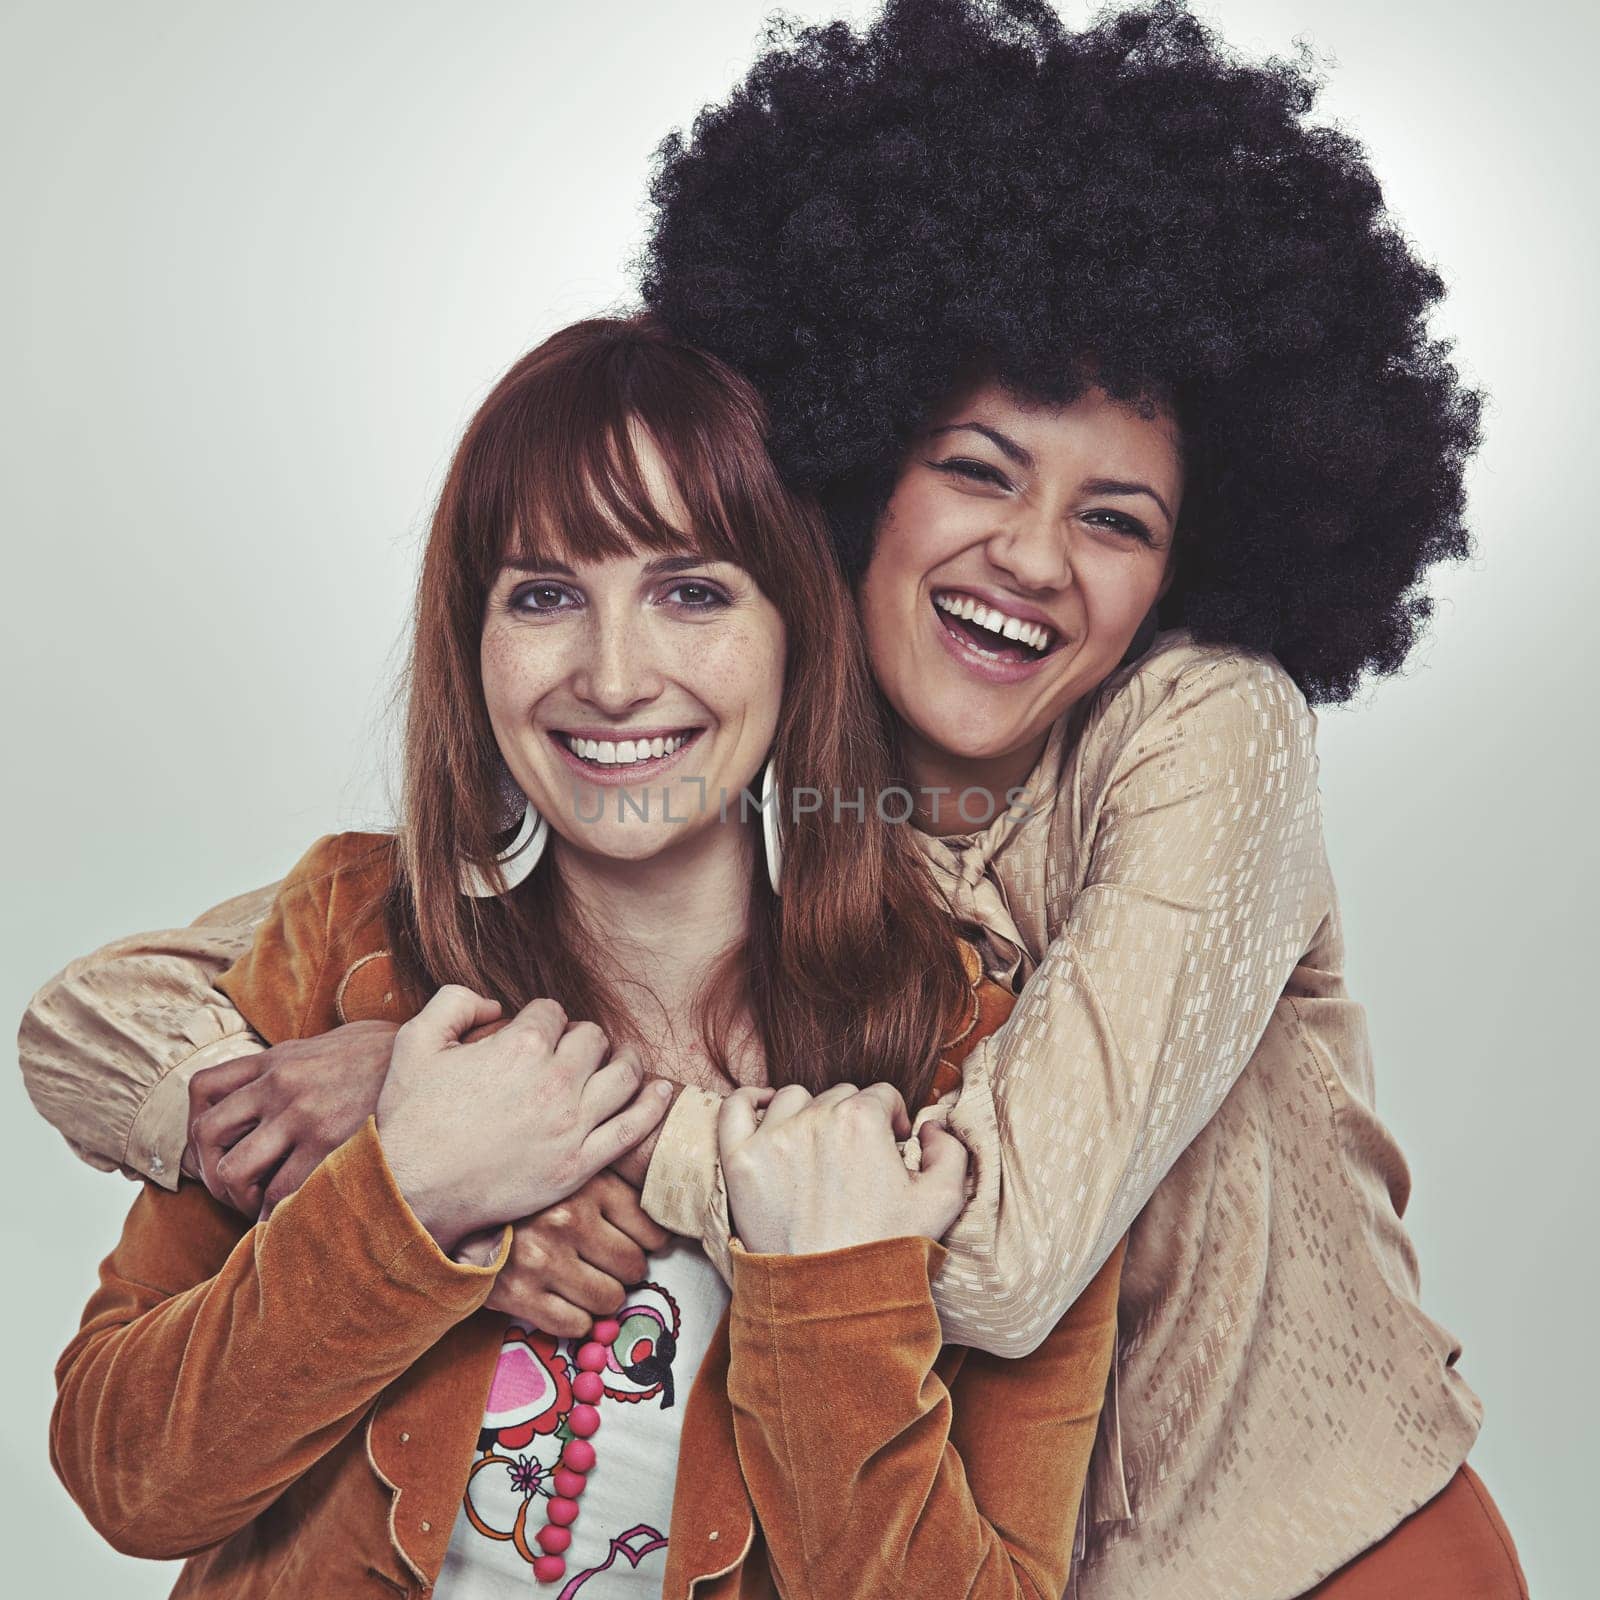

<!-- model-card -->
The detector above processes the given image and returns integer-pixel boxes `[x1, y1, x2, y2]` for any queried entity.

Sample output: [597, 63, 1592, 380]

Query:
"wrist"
[375, 1113, 472, 1254]
[452, 1229, 504, 1269]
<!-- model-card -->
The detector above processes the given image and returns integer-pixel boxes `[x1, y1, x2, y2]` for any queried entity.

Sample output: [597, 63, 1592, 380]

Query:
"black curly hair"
[640, 0, 1482, 703]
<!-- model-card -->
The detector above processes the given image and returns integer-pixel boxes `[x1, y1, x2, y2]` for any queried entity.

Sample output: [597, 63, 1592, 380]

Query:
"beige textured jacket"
[21, 633, 1483, 1599]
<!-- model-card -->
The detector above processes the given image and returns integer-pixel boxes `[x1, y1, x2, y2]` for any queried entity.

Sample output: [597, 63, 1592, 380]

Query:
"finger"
[540, 1252, 634, 1316]
[576, 1215, 653, 1285]
[406, 985, 503, 1051]
[716, 1086, 775, 1157]
[594, 1174, 672, 1253]
[807, 1083, 863, 1106]
[485, 1287, 594, 1340]
[579, 1079, 673, 1173]
[187, 1051, 271, 1119]
[505, 996, 569, 1052]
[916, 1120, 972, 1188]
[211, 1119, 296, 1217]
[851, 1082, 913, 1139]
[553, 1020, 610, 1080]
[753, 1082, 816, 1130]
[192, 1081, 266, 1149]
[191, 1084, 267, 1190]
[259, 1146, 322, 1221]
[579, 1047, 645, 1124]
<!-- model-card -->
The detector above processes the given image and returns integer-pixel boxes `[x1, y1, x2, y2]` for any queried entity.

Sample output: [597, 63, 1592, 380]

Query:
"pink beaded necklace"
[530, 1315, 618, 1584]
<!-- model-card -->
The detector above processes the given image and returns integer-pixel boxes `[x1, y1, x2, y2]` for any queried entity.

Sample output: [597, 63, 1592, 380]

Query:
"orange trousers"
[1303, 1465, 1527, 1598]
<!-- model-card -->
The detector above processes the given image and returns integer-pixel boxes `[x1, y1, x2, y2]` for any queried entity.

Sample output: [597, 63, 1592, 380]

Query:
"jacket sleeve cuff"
[730, 1233, 949, 1327]
[291, 1117, 512, 1305]
[640, 1084, 723, 1237]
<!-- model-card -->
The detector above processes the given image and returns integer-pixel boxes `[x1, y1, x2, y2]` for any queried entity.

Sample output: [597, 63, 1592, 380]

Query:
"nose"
[570, 609, 666, 715]
[984, 504, 1074, 595]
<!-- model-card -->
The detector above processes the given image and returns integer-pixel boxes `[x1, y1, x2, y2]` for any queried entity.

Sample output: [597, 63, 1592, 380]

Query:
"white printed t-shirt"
[436, 1234, 731, 1598]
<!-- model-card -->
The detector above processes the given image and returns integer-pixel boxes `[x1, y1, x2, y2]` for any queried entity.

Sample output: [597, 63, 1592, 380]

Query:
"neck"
[899, 725, 1050, 837]
[551, 821, 757, 1036]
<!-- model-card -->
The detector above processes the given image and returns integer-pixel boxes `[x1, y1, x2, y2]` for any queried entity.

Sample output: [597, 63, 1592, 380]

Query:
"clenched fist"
[717, 1082, 970, 1256]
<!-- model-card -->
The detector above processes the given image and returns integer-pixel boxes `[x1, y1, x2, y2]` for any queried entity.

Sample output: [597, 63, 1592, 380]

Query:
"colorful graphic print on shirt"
[460, 1278, 683, 1593]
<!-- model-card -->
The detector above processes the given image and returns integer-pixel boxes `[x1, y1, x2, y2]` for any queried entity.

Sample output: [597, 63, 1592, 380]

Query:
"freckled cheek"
[680, 626, 786, 740]
[479, 629, 569, 721]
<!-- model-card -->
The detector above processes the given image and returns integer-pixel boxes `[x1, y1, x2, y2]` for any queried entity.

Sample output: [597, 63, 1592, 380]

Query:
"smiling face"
[857, 380, 1181, 812]
[480, 431, 785, 868]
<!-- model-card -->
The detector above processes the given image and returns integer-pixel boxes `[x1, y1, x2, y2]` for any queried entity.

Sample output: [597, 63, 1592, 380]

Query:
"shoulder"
[216, 832, 403, 1044]
[1102, 629, 1311, 738]
[1068, 631, 1317, 800]
[271, 831, 398, 907]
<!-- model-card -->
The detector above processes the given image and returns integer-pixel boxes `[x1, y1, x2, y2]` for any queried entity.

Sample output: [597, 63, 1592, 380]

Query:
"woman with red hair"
[40, 313, 1121, 1599]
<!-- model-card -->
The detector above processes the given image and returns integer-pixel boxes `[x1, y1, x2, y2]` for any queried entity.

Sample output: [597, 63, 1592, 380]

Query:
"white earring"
[459, 804, 548, 898]
[760, 757, 784, 895]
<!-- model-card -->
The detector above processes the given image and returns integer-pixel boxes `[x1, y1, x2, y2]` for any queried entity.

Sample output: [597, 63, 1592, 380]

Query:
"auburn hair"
[380, 314, 971, 1106]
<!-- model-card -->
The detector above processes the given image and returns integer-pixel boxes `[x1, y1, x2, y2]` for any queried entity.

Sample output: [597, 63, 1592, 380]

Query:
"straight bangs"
[466, 326, 791, 595]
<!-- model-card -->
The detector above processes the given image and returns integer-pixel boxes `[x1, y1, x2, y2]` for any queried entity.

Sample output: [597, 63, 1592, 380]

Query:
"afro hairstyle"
[640, 0, 1483, 703]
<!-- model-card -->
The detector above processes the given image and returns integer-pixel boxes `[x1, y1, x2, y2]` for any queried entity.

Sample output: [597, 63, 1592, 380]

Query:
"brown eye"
[664, 580, 731, 610]
[512, 582, 578, 613]
[1083, 510, 1156, 546]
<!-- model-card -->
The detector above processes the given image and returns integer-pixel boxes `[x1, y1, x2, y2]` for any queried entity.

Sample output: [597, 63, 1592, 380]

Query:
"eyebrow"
[925, 422, 1035, 470]
[925, 424, 1175, 525]
[496, 553, 715, 578]
[1080, 477, 1175, 525]
[500, 556, 576, 575]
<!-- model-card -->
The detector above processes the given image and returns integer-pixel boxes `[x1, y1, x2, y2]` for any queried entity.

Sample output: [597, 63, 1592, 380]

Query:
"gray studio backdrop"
[2, 1, 1591, 1593]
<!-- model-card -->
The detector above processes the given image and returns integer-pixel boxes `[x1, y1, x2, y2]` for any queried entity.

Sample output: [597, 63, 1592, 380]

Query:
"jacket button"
[399, 1432, 410, 1444]
[709, 1530, 719, 1541]
[420, 1521, 431, 1533]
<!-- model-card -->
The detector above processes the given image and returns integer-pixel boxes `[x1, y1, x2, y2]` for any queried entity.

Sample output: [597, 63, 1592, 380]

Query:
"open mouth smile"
[550, 726, 705, 782]
[930, 589, 1063, 682]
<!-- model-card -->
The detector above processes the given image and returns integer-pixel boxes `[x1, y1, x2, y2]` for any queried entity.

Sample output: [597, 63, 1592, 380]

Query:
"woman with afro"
[19, 2, 1527, 1597]
[638, 1, 1523, 1594]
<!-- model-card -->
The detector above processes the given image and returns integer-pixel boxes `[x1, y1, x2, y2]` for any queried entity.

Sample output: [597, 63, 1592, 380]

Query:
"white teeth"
[933, 592, 1053, 654]
[564, 731, 691, 766]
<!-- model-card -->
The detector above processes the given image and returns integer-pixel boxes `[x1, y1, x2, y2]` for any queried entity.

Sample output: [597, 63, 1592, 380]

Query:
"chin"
[562, 828, 677, 866]
[922, 714, 1038, 767]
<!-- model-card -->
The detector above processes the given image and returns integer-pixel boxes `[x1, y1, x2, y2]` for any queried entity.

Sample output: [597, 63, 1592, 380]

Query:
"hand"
[717, 1083, 971, 1256]
[454, 1170, 673, 1337]
[376, 987, 673, 1254]
[606, 1077, 682, 1189]
[184, 1021, 399, 1218]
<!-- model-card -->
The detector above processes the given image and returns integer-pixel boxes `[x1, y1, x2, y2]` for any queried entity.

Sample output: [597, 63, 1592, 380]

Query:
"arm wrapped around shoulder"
[18, 882, 276, 1187]
[931, 648, 1328, 1355]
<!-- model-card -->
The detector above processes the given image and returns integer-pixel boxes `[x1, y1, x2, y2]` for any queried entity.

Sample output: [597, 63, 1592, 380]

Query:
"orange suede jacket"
[51, 833, 1123, 1598]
